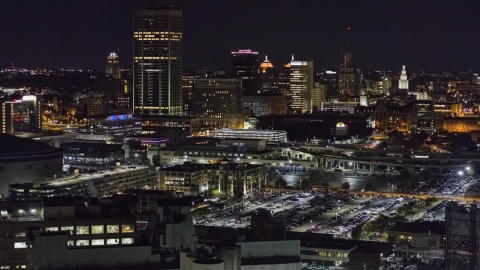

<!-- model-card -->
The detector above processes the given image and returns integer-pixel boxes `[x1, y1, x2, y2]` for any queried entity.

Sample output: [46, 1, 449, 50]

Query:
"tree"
[275, 177, 287, 187]
[351, 225, 363, 239]
[364, 183, 376, 191]
[425, 197, 439, 207]
[341, 181, 350, 190]
[151, 154, 161, 166]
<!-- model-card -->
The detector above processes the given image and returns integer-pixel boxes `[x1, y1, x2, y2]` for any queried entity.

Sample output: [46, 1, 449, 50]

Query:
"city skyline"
[1, 0, 480, 71]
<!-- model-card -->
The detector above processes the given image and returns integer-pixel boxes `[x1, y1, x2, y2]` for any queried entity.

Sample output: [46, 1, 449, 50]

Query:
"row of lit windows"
[44, 225, 134, 234]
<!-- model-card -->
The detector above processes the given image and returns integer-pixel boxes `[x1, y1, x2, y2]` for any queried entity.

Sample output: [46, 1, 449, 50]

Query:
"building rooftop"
[211, 129, 286, 134]
[36, 166, 151, 187]
[0, 134, 58, 157]
[389, 221, 445, 235]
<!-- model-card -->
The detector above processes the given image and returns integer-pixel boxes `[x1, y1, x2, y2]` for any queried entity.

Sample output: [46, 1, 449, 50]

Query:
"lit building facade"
[289, 60, 313, 114]
[338, 50, 360, 97]
[311, 83, 327, 111]
[1, 95, 42, 133]
[259, 56, 280, 94]
[398, 65, 409, 92]
[105, 52, 121, 79]
[192, 78, 242, 118]
[231, 49, 259, 95]
[181, 73, 194, 112]
[133, 7, 183, 116]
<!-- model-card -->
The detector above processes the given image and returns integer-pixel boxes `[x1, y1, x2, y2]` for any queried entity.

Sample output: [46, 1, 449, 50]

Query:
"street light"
[299, 179, 303, 191]
[458, 171, 464, 176]
[466, 166, 471, 171]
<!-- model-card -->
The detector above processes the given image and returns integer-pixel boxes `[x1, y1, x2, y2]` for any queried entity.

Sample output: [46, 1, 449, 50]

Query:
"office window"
[15, 232, 25, 237]
[45, 227, 59, 232]
[0, 266, 10, 269]
[15, 266, 26, 269]
[92, 239, 105, 246]
[76, 240, 89, 246]
[106, 238, 119, 245]
[121, 225, 134, 233]
[106, 225, 119, 233]
[61, 226, 74, 231]
[14, 242, 26, 249]
[67, 240, 74, 247]
[76, 226, 89, 235]
[121, 238, 134, 244]
[91, 225, 104, 234]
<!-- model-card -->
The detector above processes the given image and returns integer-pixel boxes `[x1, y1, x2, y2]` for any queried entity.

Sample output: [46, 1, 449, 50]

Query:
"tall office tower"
[231, 49, 259, 95]
[259, 56, 279, 94]
[382, 76, 392, 94]
[193, 78, 242, 118]
[289, 60, 313, 114]
[133, 7, 183, 116]
[338, 49, 360, 96]
[181, 73, 194, 112]
[105, 52, 121, 79]
[338, 29, 360, 97]
[278, 62, 291, 96]
[398, 65, 409, 91]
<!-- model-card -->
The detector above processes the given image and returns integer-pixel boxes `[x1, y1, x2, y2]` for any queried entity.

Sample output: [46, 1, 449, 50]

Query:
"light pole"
[299, 179, 303, 191]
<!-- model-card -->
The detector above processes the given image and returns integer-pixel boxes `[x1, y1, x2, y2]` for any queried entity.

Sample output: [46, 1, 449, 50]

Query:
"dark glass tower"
[231, 49, 258, 95]
[133, 7, 183, 116]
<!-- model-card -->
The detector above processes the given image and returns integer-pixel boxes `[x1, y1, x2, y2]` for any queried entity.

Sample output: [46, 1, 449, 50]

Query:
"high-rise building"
[0, 96, 42, 133]
[105, 52, 121, 79]
[193, 78, 242, 118]
[338, 49, 360, 97]
[289, 60, 313, 114]
[398, 65, 409, 92]
[311, 83, 327, 111]
[258, 56, 279, 94]
[133, 7, 183, 116]
[231, 49, 259, 95]
[181, 73, 194, 112]
[278, 62, 291, 96]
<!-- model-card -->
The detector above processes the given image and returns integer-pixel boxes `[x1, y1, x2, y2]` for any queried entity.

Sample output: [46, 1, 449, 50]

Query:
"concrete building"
[356, 101, 417, 132]
[1, 95, 42, 133]
[193, 78, 242, 118]
[0, 196, 139, 269]
[311, 83, 327, 112]
[87, 113, 142, 137]
[32, 166, 157, 197]
[242, 94, 288, 116]
[86, 94, 108, 116]
[159, 161, 266, 197]
[137, 115, 247, 135]
[289, 60, 313, 114]
[133, 7, 183, 116]
[209, 129, 287, 142]
[443, 116, 480, 132]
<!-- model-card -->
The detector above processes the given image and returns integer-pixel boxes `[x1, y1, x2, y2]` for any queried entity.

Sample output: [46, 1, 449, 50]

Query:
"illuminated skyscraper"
[398, 65, 409, 91]
[338, 28, 360, 97]
[133, 7, 183, 116]
[258, 56, 279, 94]
[231, 49, 259, 95]
[105, 52, 121, 79]
[289, 59, 313, 114]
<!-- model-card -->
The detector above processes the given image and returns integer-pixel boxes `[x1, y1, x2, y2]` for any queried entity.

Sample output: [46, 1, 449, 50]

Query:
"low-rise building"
[210, 129, 287, 142]
[242, 94, 288, 116]
[88, 113, 141, 137]
[159, 161, 266, 197]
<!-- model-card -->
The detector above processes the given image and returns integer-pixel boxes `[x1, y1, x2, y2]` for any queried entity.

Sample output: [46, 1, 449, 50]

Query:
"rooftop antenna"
[347, 27, 351, 49]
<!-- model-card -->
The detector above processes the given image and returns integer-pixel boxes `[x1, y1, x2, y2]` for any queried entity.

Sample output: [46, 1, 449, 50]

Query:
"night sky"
[2, 0, 480, 72]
